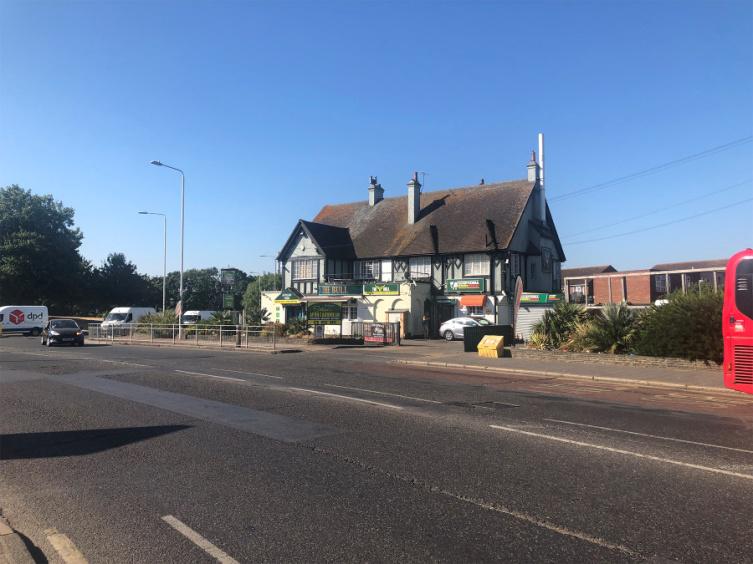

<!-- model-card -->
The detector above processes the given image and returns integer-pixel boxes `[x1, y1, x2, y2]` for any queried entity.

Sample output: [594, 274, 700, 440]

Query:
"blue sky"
[1, 0, 751, 276]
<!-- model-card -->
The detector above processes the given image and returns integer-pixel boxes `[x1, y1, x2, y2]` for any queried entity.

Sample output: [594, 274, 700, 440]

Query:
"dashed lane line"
[214, 368, 283, 380]
[174, 369, 246, 383]
[490, 425, 753, 481]
[544, 418, 753, 454]
[44, 528, 88, 564]
[287, 387, 403, 410]
[323, 383, 442, 404]
[161, 515, 239, 564]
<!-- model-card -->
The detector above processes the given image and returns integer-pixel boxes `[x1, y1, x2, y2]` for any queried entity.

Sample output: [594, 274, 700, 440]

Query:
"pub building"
[262, 141, 565, 339]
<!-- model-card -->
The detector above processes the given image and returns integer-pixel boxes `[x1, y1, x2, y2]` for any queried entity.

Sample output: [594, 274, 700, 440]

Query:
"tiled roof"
[562, 265, 617, 278]
[312, 180, 536, 258]
[651, 259, 727, 271]
[300, 220, 356, 259]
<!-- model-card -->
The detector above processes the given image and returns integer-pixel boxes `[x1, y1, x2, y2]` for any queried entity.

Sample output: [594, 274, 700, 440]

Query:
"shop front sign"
[519, 292, 563, 304]
[307, 302, 342, 325]
[318, 283, 363, 296]
[275, 287, 303, 305]
[363, 283, 400, 296]
[446, 278, 486, 293]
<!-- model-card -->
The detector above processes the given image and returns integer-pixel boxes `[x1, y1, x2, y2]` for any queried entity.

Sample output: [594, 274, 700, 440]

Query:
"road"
[1, 337, 752, 563]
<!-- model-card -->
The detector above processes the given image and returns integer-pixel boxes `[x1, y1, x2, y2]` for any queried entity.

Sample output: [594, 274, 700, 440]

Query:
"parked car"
[439, 316, 491, 341]
[41, 319, 85, 347]
[0, 305, 48, 336]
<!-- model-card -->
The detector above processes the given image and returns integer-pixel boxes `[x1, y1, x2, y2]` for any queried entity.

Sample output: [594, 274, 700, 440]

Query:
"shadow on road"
[0, 425, 191, 460]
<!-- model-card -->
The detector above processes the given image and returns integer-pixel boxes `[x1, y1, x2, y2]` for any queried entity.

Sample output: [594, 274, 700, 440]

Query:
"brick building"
[562, 259, 727, 306]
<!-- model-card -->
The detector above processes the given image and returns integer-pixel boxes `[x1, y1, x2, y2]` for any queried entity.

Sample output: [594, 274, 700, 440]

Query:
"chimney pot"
[407, 172, 422, 224]
[368, 175, 384, 206]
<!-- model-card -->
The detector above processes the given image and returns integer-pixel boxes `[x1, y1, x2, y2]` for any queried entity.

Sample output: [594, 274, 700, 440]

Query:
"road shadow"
[0, 425, 191, 460]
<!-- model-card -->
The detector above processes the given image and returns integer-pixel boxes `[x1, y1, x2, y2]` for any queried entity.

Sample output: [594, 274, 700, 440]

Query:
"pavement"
[1, 336, 750, 563]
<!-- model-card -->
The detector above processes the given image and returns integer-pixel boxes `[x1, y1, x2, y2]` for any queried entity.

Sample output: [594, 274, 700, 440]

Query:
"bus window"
[735, 258, 753, 320]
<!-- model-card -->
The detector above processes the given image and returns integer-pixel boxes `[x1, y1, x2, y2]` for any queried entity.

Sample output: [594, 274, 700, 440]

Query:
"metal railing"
[88, 323, 310, 349]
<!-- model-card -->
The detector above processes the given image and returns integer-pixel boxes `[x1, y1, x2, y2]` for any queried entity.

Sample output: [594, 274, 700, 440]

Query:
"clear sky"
[1, 0, 751, 276]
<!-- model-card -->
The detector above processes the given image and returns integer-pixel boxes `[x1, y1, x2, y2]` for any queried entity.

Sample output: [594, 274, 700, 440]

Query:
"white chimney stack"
[407, 171, 421, 224]
[537, 132, 546, 222]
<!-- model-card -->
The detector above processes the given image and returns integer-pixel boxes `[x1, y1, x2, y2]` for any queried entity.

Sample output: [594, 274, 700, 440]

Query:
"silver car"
[438, 316, 490, 341]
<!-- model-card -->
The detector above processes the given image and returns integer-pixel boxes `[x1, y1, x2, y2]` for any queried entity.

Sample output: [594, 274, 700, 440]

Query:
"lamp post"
[150, 160, 184, 335]
[259, 255, 279, 290]
[138, 211, 167, 313]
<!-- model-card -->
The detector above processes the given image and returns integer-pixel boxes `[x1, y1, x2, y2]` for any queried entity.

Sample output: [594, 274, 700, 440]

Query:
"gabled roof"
[562, 265, 618, 278]
[312, 179, 541, 258]
[277, 220, 356, 261]
[650, 259, 727, 271]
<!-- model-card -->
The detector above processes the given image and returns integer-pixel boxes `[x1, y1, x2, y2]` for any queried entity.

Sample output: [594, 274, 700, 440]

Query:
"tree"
[570, 303, 638, 354]
[93, 253, 160, 311]
[530, 301, 587, 350]
[242, 273, 281, 323]
[0, 185, 89, 312]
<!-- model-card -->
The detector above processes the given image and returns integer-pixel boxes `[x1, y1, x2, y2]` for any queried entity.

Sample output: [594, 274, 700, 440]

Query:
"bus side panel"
[723, 250, 753, 394]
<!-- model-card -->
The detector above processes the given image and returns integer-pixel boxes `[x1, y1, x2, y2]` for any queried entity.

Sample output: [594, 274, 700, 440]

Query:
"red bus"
[723, 248, 753, 394]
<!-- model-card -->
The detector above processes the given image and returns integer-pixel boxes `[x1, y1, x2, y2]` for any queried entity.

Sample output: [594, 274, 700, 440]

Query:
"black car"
[41, 319, 85, 347]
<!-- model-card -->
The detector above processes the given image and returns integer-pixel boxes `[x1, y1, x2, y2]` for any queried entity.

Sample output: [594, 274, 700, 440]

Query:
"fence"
[88, 323, 309, 350]
[350, 322, 401, 346]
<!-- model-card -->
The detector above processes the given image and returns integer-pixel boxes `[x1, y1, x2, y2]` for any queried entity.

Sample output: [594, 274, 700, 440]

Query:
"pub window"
[541, 248, 553, 273]
[292, 259, 317, 280]
[343, 304, 358, 320]
[409, 256, 431, 278]
[380, 259, 393, 282]
[355, 260, 380, 280]
[466, 305, 484, 316]
[464, 253, 490, 276]
[530, 262, 536, 279]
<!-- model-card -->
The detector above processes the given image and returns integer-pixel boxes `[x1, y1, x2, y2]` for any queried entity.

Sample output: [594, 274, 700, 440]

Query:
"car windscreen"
[51, 320, 79, 329]
[105, 313, 128, 321]
[475, 319, 491, 325]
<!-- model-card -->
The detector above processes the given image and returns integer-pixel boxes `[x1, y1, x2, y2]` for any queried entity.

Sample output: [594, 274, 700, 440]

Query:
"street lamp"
[150, 160, 185, 334]
[138, 211, 167, 313]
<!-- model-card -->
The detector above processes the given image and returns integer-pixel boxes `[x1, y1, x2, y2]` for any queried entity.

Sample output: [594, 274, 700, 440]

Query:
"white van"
[0, 305, 49, 336]
[181, 310, 216, 324]
[101, 306, 156, 327]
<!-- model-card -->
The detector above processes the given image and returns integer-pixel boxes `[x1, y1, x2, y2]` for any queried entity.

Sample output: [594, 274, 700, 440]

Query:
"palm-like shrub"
[571, 303, 637, 354]
[529, 301, 587, 349]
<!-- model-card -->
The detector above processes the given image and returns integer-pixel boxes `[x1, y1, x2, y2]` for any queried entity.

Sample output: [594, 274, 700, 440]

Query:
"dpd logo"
[9, 309, 25, 325]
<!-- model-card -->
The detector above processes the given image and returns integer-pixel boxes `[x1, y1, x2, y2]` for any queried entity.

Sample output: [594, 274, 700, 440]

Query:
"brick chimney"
[407, 171, 421, 224]
[368, 176, 384, 206]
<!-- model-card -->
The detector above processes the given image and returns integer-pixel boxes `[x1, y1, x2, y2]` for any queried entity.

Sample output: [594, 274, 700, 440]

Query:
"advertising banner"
[447, 278, 486, 293]
[307, 302, 342, 325]
[363, 283, 399, 296]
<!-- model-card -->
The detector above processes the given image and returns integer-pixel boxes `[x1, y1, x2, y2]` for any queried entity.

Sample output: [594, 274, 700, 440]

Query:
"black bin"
[463, 325, 514, 353]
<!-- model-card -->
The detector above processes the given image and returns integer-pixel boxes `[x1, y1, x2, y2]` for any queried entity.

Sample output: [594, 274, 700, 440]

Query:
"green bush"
[530, 301, 587, 350]
[568, 303, 638, 354]
[634, 288, 722, 364]
[139, 311, 178, 325]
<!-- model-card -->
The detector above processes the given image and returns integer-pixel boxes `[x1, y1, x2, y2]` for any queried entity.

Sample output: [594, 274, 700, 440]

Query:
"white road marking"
[161, 515, 239, 564]
[438, 492, 638, 557]
[44, 528, 88, 564]
[545, 418, 753, 455]
[214, 368, 283, 380]
[323, 383, 441, 404]
[489, 425, 753, 481]
[287, 387, 403, 410]
[95, 358, 152, 368]
[175, 370, 245, 383]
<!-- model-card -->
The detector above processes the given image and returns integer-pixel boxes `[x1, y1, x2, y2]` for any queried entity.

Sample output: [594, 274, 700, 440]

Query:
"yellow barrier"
[477, 335, 505, 358]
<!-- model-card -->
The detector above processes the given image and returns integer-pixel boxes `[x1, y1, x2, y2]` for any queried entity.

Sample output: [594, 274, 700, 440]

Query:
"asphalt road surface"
[1, 337, 752, 563]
